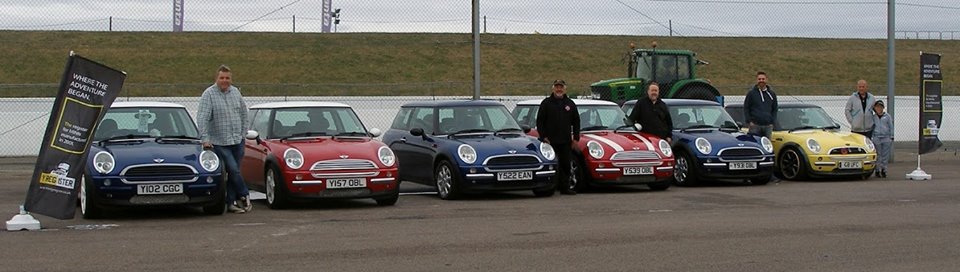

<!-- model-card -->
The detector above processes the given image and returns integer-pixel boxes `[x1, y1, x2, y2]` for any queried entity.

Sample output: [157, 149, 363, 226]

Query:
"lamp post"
[333, 8, 341, 32]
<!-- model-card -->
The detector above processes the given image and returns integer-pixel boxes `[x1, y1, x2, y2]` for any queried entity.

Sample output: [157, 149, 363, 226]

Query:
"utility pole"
[887, 0, 896, 161]
[669, 20, 672, 37]
[109, 16, 112, 32]
[483, 16, 487, 33]
[293, 15, 296, 33]
[472, 0, 481, 100]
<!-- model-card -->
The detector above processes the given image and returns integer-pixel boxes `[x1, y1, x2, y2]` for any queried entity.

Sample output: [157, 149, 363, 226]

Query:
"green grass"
[0, 31, 957, 97]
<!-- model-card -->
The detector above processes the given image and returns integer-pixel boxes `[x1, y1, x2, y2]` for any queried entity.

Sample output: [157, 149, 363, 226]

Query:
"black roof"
[399, 99, 506, 108]
[623, 99, 721, 107]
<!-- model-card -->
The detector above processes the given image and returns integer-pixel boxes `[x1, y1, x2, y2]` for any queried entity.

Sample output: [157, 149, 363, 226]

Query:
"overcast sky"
[0, 0, 958, 38]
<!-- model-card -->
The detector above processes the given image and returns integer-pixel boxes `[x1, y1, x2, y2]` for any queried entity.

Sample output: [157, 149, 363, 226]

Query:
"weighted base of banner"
[906, 168, 932, 181]
[6, 206, 41, 231]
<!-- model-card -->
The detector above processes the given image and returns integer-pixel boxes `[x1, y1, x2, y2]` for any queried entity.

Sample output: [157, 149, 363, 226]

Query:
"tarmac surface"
[0, 144, 958, 271]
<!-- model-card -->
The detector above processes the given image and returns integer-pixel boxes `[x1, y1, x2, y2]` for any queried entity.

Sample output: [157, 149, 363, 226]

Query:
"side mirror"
[245, 130, 259, 140]
[410, 128, 425, 137]
[735, 121, 744, 128]
[368, 128, 382, 137]
[520, 125, 532, 134]
[634, 123, 643, 131]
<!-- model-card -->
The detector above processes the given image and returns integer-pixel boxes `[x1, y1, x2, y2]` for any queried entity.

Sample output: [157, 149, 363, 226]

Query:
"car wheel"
[80, 175, 105, 219]
[673, 151, 699, 186]
[750, 176, 772, 185]
[435, 160, 461, 200]
[570, 158, 589, 192]
[375, 192, 399, 206]
[265, 166, 289, 209]
[648, 181, 671, 191]
[778, 148, 807, 180]
[201, 178, 226, 215]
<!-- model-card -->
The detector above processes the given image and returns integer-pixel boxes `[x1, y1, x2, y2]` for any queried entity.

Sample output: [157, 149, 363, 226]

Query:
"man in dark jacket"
[628, 82, 673, 142]
[536, 79, 580, 195]
[743, 71, 778, 138]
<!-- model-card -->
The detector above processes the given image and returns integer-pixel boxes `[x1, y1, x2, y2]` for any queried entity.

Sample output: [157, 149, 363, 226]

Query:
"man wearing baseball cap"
[536, 79, 580, 195]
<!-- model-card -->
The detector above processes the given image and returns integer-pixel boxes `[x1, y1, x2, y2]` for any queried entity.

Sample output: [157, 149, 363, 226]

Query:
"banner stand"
[906, 155, 932, 180]
[5, 205, 41, 231]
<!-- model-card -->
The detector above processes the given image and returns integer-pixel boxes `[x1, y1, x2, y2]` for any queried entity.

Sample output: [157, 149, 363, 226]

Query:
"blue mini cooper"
[80, 102, 224, 218]
[383, 100, 558, 199]
[624, 99, 775, 185]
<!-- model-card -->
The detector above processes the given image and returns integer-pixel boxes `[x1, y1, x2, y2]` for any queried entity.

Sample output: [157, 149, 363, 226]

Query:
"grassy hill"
[0, 31, 957, 97]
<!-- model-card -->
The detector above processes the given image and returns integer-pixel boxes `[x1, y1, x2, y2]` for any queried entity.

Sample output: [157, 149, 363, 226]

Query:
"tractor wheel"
[674, 84, 718, 102]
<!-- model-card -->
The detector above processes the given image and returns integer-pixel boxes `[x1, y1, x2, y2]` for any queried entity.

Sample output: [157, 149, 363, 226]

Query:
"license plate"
[728, 162, 758, 170]
[623, 167, 654, 176]
[137, 184, 183, 195]
[839, 161, 863, 169]
[326, 178, 367, 189]
[497, 171, 533, 181]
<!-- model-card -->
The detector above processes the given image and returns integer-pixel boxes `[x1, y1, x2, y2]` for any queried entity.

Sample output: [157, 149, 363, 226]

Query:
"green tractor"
[590, 43, 722, 105]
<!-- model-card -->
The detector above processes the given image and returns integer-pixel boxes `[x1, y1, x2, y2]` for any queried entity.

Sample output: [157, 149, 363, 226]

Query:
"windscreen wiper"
[281, 132, 327, 141]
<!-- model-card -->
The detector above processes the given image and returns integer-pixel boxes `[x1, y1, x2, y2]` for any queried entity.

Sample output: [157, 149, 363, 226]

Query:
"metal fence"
[1, 95, 957, 157]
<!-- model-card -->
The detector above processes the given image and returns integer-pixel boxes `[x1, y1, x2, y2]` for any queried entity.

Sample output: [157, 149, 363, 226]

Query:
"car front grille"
[484, 155, 543, 171]
[718, 147, 765, 161]
[611, 151, 660, 161]
[121, 164, 197, 183]
[829, 147, 867, 155]
[312, 159, 378, 171]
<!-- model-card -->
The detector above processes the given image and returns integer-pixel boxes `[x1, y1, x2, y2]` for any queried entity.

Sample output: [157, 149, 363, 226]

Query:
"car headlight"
[458, 144, 477, 164]
[93, 151, 115, 174]
[587, 141, 605, 159]
[378, 146, 396, 167]
[761, 136, 774, 153]
[864, 137, 875, 152]
[658, 139, 672, 157]
[539, 142, 556, 161]
[695, 137, 712, 155]
[199, 150, 220, 172]
[806, 138, 822, 154]
[284, 148, 304, 169]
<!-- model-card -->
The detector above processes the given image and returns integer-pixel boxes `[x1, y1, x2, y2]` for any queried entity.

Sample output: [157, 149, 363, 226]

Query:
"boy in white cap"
[871, 100, 893, 178]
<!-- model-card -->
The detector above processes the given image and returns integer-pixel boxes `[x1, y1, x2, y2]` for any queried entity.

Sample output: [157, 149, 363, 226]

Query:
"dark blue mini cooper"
[383, 100, 558, 199]
[80, 102, 224, 218]
[624, 99, 775, 185]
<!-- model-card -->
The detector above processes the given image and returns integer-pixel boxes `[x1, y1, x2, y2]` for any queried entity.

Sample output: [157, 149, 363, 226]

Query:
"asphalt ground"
[0, 143, 958, 271]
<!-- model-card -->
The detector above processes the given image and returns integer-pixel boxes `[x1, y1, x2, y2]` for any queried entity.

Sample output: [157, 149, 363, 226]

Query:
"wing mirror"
[410, 127, 425, 137]
[368, 128, 382, 137]
[245, 130, 259, 140]
[520, 125, 532, 134]
[735, 121, 744, 128]
[634, 123, 643, 131]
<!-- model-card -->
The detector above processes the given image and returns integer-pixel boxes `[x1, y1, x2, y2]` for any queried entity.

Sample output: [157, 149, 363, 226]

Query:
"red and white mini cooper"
[513, 99, 675, 191]
[241, 101, 399, 208]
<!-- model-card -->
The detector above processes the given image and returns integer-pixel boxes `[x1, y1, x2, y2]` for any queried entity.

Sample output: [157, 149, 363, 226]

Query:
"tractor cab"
[591, 43, 722, 105]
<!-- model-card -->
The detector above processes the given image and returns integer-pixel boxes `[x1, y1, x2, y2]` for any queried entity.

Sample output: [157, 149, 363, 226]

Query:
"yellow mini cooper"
[725, 103, 876, 180]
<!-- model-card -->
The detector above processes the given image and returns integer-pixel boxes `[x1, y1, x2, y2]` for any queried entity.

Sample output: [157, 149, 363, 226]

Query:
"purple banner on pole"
[321, 0, 332, 33]
[173, 0, 184, 32]
[23, 53, 125, 219]
[919, 52, 943, 155]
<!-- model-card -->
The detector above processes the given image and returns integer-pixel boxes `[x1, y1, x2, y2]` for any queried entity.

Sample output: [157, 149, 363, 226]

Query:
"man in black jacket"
[536, 79, 580, 195]
[628, 82, 673, 142]
[743, 71, 778, 138]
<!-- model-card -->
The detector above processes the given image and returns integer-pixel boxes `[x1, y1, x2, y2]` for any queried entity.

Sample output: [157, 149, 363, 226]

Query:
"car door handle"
[400, 137, 407, 143]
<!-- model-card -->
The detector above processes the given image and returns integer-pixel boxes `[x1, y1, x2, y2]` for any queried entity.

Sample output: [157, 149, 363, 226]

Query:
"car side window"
[410, 107, 436, 134]
[250, 109, 271, 135]
[725, 107, 744, 123]
[391, 108, 413, 130]
[513, 106, 537, 128]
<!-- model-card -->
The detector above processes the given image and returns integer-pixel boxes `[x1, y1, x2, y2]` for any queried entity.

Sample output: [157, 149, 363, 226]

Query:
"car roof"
[111, 101, 186, 108]
[723, 102, 819, 108]
[662, 99, 721, 106]
[400, 99, 505, 108]
[250, 101, 351, 109]
[515, 99, 617, 106]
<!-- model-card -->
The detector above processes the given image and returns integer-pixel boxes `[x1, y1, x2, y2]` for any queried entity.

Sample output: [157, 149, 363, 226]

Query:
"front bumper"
[806, 154, 877, 177]
[699, 159, 776, 179]
[588, 160, 674, 185]
[281, 168, 400, 199]
[89, 174, 223, 206]
[458, 163, 557, 192]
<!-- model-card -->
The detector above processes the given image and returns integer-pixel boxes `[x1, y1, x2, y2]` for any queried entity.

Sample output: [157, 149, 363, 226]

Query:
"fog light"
[548, 165, 554, 170]
[818, 157, 823, 161]
[599, 163, 605, 168]
[106, 193, 113, 198]
[469, 168, 477, 174]
[387, 172, 393, 177]
[206, 177, 214, 183]
[295, 174, 303, 180]
[103, 180, 111, 186]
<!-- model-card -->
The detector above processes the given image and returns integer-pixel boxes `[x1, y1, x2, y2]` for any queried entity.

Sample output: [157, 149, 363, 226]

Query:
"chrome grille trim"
[311, 159, 378, 171]
[119, 163, 198, 184]
[610, 151, 660, 161]
[717, 147, 765, 162]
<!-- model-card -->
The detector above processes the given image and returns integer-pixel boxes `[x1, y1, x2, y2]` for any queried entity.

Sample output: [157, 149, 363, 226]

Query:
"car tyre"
[435, 160, 462, 200]
[80, 175, 105, 219]
[265, 166, 290, 209]
[570, 157, 590, 192]
[673, 151, 699, 186]
[777, 148, 808, 180]
[201, 178, 226, 215]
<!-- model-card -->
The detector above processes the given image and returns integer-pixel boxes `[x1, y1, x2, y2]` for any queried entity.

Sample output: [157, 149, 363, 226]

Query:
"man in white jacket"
[844, 79, 876, 138]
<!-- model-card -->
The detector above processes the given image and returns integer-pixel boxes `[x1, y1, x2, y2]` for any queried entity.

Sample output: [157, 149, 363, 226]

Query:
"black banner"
[23, 53, 125, 219]
[919, 52, 943, 155]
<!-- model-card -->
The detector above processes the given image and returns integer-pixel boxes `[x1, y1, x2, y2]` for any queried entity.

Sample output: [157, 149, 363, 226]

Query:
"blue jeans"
[748, 124, 773, 138]
[213, 144, 249, 205]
